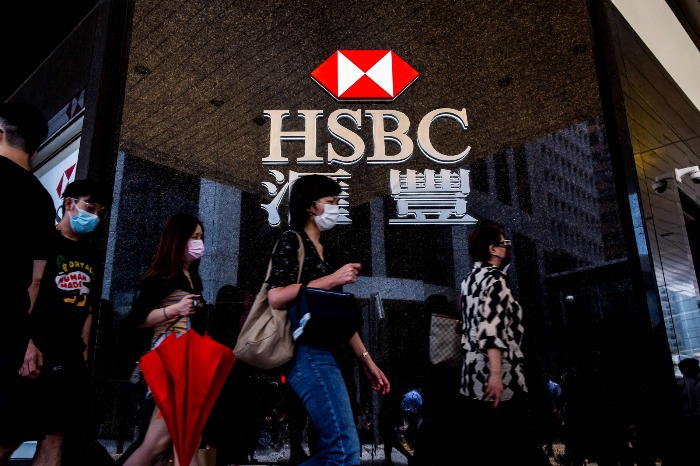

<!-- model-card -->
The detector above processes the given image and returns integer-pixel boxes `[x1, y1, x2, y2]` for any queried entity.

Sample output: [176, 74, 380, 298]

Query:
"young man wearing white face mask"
[26, 179, 111, 466]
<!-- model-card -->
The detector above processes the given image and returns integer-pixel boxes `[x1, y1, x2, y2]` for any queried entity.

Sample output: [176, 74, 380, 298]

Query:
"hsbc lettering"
[262, 107, 471, 165]
[258, 50, 477, 226]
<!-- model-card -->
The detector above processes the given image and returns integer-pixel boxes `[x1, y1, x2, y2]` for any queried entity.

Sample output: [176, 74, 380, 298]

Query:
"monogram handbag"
[429, 313, 463, 367]
[291, 285, 362, 348]
[233, 232, 304, 369]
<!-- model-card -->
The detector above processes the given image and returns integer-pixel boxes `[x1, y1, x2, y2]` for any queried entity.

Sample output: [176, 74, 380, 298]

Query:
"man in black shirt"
[0, 102, 55, 465]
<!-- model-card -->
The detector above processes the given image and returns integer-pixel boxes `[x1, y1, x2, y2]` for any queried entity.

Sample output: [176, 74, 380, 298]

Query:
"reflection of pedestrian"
[192, 284, 244, 349]
[284, 380, 316, 465]
[456, 223, 546, 466]
[379, 392, 400, 466]
[200, 284, 270, 466]
[0, 102, 55, 465]
[677, 358, 700, 456]
[401, 388, 423, 449]
[678, 358, 700, 422]
[413, 296, 461, 466]
[540, 372, 563, 457]
[378, 363, 407, 466]
[559, 366, 587, 466]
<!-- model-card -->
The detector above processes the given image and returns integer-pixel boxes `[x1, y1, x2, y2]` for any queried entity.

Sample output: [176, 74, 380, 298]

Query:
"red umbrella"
[139, 329, 236, 465]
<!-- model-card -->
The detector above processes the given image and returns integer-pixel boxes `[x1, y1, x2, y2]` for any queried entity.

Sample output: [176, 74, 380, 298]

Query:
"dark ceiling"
[118, 0, 605, 202]
[2, 0, 698, 106]
[3, 0, 699, 208]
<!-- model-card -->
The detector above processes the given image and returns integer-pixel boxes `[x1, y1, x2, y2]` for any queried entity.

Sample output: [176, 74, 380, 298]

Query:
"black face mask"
[495, 245, 512, 271]
[499, 255, 512, 272]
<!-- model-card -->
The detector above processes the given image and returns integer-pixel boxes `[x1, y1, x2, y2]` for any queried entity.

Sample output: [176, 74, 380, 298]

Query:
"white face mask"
[313, 202, 340, 231]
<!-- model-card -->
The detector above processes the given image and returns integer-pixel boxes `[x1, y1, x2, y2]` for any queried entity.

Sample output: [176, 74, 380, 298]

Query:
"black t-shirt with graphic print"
[32, 231, 97, 365]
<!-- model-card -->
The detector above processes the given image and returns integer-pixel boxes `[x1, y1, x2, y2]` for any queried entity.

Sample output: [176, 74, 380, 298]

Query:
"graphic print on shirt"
[54, 254, 94, 307]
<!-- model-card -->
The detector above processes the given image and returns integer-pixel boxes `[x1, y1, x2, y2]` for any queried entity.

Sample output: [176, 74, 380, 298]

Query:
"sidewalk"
[102, 440, 412, 465]
[226, 442, 411, 466]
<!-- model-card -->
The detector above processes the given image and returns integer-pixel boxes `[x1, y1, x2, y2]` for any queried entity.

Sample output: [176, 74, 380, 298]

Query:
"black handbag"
[291, 285, 362, 348]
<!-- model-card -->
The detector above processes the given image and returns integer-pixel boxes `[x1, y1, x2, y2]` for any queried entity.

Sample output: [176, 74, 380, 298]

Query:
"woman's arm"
[138, 293, 199, 328]
[131, 275, 199, 328]
[484, 348, 504, 407]
[268, 263, 361, 309]
[266, 231, 362, 309]
[348, 332, 390, 394]
[479, 273, 509, 407]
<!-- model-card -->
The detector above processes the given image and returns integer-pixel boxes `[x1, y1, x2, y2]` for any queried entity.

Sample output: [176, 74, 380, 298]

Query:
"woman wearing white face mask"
[123, 213, 205, 466]
[266, 174, 390, 466]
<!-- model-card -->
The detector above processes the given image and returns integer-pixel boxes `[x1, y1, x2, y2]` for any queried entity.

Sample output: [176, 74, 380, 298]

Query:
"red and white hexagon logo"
[311, 50, 419, 101]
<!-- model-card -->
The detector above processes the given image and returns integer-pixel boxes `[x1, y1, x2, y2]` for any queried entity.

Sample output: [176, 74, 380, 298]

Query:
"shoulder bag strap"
[291, 231, 305, 284]
[262, 230, 306, 283]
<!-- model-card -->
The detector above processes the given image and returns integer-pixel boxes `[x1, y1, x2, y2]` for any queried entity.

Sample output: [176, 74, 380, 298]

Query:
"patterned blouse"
[459, 261, 527, 401]
[267, 230, 334, 289]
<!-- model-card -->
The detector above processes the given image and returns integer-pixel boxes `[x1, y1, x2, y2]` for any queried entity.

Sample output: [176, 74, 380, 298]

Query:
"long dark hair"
[289, 174, 342, 231]
[142, 213, 203, 290]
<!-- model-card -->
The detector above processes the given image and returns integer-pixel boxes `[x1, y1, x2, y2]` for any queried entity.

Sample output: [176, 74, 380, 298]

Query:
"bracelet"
[359, 351, 369, 360]
[163, 307, 170, 320]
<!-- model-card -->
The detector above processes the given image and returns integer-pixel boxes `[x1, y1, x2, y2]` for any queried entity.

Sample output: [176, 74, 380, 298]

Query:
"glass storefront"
[18, 1, 697, 464]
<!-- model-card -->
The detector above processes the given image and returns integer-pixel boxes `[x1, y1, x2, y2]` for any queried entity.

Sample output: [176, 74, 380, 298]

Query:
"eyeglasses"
[495, 239, 511, 248]
[73, 198, 106, 217]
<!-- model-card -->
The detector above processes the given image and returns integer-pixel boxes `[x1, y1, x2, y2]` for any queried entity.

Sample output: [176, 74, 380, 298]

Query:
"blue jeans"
[285, 344, 360, 466]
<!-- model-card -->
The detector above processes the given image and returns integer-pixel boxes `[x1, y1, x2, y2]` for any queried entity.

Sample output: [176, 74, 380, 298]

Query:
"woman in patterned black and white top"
[460, 224, 526, 404]
[457, 223, 543, 466]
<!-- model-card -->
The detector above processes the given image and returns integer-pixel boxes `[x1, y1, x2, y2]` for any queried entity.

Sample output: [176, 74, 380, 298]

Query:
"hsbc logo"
[262, 50, 469, 165]
[311, 50, 419, 101]
[257, 51, 469, 166]
[259, 49, 476, 225]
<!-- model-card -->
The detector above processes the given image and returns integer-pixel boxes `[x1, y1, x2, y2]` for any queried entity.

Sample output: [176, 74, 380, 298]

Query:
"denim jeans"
[285, 344, 360, 466]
